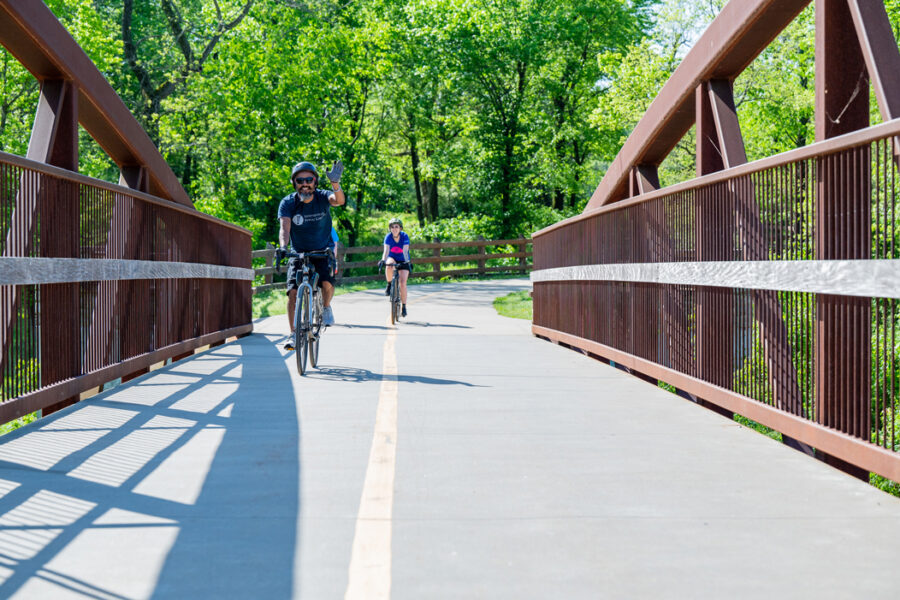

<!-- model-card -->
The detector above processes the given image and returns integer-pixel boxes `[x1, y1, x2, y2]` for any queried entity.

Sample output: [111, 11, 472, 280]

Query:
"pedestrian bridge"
[2, 0, 900, 597]
[0, 280, 898, 599]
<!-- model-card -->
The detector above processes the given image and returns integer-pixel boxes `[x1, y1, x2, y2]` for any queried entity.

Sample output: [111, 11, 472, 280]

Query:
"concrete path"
[0, 278, 899, 599]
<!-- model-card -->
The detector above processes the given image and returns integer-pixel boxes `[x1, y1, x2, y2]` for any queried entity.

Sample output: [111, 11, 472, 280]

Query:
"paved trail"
[0, 279, 899, 599]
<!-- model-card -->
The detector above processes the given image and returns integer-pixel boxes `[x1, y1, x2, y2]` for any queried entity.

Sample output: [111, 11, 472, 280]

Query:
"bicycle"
[379, 259, 411, 325]
[275, 248, 332, 375]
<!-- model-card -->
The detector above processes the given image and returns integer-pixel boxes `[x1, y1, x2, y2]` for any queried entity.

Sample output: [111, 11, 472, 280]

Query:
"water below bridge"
[0, 279, 898, 599]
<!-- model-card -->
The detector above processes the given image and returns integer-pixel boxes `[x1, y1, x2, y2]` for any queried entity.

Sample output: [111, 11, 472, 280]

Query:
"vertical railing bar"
[891, 298, 896, 451]
[876, 141, 883, 446]
[892, 141, 898, 451]
[880, 296, 886, 447]
[845, 295, 852, 435]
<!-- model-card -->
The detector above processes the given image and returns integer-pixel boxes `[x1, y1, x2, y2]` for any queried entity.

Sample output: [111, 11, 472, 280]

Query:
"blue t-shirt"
[384, 231, 410, 261]
[278, 190, 335, 251]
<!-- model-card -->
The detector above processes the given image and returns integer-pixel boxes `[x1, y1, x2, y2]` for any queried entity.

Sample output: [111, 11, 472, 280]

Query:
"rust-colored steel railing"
[533, 119, 900, 481]
[0, 153, 253, 425]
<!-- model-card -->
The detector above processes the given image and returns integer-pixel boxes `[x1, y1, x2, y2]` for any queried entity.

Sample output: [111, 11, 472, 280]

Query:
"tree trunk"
[553, 189, 564, 210]
[570, 139, 584, 208]
[409, 135, 425, 225]
[500, 134, 515, 236]
[553, 134, 566, 209]
[423, 178, 439, 221]
[182, 151, 193, 189]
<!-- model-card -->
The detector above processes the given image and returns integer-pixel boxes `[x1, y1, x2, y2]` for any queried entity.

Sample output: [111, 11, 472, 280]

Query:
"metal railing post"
[432, 238, 441, 281]
[518, 236, 527, 271]
[476, 235, 487, 275]
[264, 242, 274, 285]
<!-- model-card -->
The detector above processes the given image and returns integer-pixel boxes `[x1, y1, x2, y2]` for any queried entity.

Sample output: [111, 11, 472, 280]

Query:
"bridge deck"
[0, 279, 898, 599]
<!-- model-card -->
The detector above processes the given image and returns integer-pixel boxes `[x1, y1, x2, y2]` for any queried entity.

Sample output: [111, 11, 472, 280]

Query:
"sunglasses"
[294, 176, 315, 185]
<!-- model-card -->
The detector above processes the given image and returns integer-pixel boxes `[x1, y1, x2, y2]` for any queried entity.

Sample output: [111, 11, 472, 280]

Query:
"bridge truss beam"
[0, 0, 191, 206]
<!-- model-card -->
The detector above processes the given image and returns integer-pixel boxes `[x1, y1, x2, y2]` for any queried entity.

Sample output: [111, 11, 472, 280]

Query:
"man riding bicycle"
[279, 160, 345, 350]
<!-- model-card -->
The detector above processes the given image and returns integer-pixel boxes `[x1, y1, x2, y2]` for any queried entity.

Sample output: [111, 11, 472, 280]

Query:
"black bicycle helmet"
[388, 217, 403, 228]
[291, 161, 318, 183]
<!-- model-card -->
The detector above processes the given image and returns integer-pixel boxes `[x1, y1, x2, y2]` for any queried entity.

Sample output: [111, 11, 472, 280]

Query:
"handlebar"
[378, 259, 411, 274]
[274, 248, 333, 273]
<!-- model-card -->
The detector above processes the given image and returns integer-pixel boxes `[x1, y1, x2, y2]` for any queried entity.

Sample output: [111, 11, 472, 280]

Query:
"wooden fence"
[251, 237, 532, 294]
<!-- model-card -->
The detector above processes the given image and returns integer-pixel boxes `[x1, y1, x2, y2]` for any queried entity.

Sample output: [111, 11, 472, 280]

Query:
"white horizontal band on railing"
[531, 259, 900, 299]
[0, 257, 254, 284]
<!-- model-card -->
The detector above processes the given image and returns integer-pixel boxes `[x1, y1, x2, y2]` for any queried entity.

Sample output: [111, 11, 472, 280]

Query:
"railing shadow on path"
[331, 322, 473, 330]
[398, 321, 472, 329]
[0, 331, 300, 599]
[307, 365, 484, 387]
[330, 323, 393, 331]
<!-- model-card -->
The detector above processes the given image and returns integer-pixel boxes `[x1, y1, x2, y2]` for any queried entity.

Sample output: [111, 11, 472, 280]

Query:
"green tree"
[382, 0, 475, 226]
[3, 0, 658, 245]
[591, 0, 719, 187]
[408, 0, 649, 237]
[735, 4, 815, 159]
[527, 0, 650, 210]
[0, 51, 36, 157]
[118, 0, 255, 143]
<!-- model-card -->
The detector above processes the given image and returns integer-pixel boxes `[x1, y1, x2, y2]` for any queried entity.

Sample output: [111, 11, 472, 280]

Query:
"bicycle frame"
[381, 260, 410, 325]
[276, 248, 331, 375]
[294, 276, 315, 335]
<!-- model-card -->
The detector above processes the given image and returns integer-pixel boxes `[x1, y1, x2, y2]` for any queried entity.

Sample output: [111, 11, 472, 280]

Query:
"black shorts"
[286, 254, 335, 294]
[387, 260, 412, 272]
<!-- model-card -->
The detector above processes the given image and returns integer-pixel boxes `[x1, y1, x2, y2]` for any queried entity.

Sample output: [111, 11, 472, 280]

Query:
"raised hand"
[326, 160, 344, 184]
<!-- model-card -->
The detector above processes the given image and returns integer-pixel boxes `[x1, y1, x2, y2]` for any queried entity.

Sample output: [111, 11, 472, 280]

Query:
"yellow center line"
[345, 315, 398, 600]
[407, 290, 444, 305]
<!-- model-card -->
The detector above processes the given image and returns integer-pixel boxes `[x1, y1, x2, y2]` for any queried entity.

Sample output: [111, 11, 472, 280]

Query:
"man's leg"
[283, 288, 298, 350]
[321, 280, 336, 326]
[287, 289, 297, 331]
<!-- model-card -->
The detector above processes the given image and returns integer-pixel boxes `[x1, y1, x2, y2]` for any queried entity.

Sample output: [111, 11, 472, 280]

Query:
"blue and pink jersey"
[384, 231, 410, 261]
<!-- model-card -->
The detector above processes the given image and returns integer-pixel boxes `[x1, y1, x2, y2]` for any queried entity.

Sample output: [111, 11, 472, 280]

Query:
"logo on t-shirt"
[293, 214, 305, 226]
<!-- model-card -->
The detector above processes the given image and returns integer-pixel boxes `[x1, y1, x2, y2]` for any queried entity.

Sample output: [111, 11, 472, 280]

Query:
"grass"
[0, 411, 38, 437]
[492, 289, 533, 320]
[870, 473, 900, 497]
[252, 288, 289, 318]
[733, 413, 783, 442]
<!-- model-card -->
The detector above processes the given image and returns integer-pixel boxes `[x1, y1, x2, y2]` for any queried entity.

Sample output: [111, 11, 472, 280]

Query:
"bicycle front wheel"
[390, 276, 400, 325]
[295, 287, 311, 375]
[310, 292, 323, 368]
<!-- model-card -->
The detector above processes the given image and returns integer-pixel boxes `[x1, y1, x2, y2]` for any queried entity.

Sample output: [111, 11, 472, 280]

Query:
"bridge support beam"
[846, 0, 900, 122]
[22, 80, 81, 416]
[695, 79, 804, 430]
[814, 0, 871, 479]
[628, 165, 659, 197]
[1, 80, 81, 414]
[694, 80, 735, 419]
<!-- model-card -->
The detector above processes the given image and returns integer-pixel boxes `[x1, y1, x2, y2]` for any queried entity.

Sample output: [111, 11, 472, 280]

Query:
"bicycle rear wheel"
[295, 287, 310, 375]
[310, 292, 323, 368]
